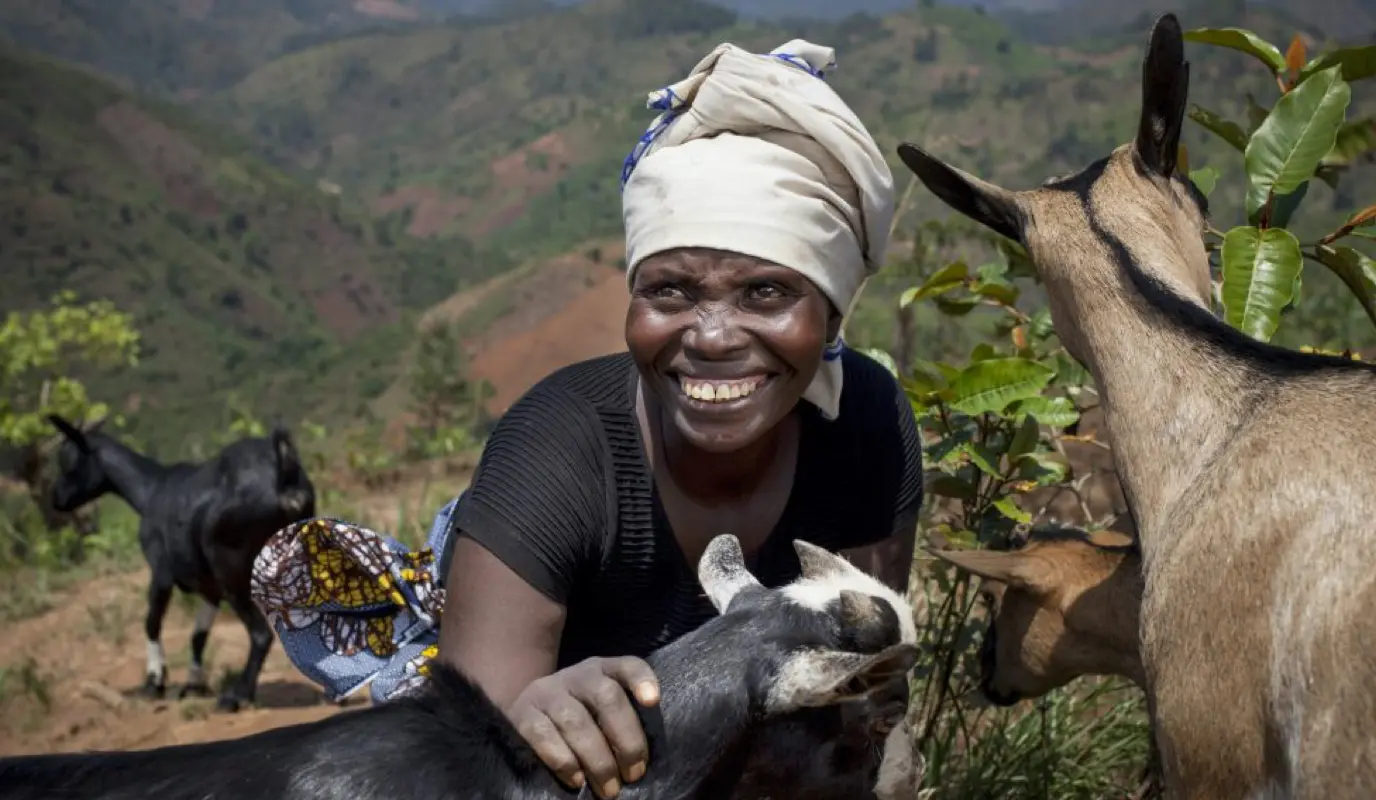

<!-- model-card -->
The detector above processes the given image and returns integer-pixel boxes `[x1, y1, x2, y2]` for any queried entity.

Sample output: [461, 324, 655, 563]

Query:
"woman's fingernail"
[571, 772, 585, 788]
[627, 762, 646, 782]
[636, 684, 659, 704]
[602, 778, 621, 797]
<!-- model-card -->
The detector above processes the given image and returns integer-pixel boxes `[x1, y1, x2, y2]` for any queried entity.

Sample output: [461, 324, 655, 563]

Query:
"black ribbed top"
[447, 350, 923, 669]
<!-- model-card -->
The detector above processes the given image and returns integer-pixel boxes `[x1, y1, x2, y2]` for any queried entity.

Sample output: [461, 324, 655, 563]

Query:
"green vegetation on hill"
[5, 0, 1376, 450]
[202, 0, 1376, 265]
[0, 0, 402, 97]
[0, 46, 510, 453]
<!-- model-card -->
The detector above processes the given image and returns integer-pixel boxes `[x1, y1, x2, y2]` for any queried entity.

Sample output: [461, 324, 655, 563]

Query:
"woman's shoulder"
[518, 351, 637, 413]
[832, 347, 912, 430]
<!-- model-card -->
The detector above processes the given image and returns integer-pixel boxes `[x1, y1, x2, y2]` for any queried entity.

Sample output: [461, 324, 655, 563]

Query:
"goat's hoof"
[140, 678, 166, 700]
[216, 693, 250, 713]
[178, 682, 213, 700]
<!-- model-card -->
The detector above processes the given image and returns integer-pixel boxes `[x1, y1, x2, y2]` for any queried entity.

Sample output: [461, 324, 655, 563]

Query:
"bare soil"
[0, 470, 476, 757]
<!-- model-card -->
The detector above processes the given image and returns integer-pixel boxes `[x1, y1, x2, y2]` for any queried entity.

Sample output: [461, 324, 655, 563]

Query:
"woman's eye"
[747, 283, 785, 301]
[643, 284, 687, 300]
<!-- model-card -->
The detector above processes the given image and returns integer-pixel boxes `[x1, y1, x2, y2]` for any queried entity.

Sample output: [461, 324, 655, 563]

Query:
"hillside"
[0, 0, 458, 99]
[201, 0, 1376, 264]
[0, 46, 510, 451]
[6, 0, 1376, 450]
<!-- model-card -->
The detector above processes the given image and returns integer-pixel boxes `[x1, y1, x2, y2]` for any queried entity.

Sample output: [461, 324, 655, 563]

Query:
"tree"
[1184, 29, 1376, 344]
[0, 291, 140, 533]
[405, 321, 491, 460]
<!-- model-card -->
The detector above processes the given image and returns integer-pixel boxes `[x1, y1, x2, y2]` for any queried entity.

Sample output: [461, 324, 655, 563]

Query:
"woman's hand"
[507, 655, 661, 798]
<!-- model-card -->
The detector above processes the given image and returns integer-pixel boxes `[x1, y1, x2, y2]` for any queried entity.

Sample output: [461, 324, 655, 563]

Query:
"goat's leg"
[142, 580, 174, 699]
[216, 591, 273, 712]
[178, 597, 219, 699]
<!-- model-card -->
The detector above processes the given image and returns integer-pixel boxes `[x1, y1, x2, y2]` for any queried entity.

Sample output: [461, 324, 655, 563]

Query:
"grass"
[0, 462, 1147, 795]
[0, 494, 143, 622]
[906, 560, 1151, 799]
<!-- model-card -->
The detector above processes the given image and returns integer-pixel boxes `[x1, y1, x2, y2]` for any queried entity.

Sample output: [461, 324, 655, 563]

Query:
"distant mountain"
[0, 46, 508, 449]
[5, 0, 1376, 446]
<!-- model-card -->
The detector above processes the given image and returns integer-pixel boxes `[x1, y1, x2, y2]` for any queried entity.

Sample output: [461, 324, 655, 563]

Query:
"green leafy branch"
[870, 236, 1123, 787]
[1184, 28, 1376, 343]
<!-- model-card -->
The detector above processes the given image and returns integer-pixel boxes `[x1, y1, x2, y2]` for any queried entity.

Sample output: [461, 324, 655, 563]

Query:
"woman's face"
[626, 247, 836, 454]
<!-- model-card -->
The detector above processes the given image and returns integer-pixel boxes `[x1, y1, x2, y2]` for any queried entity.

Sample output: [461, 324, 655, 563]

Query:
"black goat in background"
[47, 415, 316, 711]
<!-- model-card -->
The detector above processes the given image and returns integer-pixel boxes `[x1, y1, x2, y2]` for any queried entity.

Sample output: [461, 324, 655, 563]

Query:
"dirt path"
[0, 567, 362, 756]
[0, 467, 474, 757]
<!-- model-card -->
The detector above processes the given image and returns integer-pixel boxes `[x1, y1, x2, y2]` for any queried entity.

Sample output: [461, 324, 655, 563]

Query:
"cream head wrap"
[620, 39, 895, 421]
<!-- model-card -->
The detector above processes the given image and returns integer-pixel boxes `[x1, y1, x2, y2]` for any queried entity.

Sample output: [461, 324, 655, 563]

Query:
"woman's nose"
[683, 306, 749, 358]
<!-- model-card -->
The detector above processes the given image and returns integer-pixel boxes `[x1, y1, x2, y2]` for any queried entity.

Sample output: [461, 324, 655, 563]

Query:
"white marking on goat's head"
[782, 539, 918, 647]
[698, 533, 763, 614]
[761, 539, 920, 714]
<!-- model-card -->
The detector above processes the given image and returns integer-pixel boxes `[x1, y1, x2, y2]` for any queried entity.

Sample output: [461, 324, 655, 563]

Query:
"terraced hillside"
[5, 0, 1376, 446]
[204, 0, 1375, 265]
[0, 47, 509, 449]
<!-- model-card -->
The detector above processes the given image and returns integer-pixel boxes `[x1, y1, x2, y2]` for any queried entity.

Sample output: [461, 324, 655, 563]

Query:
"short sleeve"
[446, 379, 608, 606]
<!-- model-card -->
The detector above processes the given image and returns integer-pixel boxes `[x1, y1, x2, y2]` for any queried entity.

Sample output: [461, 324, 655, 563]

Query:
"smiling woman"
[251, 37, 923, 800]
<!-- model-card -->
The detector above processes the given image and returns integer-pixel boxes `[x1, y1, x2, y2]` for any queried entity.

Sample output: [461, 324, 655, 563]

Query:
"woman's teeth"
[679, 376, 766, 403]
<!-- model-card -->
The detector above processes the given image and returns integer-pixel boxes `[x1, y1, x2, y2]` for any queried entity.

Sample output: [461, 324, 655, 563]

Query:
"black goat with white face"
[0, 534, 921, 800]
[46, 415, 316, 712]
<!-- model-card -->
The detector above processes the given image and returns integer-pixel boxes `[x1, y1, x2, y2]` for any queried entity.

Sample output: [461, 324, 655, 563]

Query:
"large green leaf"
[1244, 65, 1352, 218]
[1219, 226, 1304, 341]
[1184, 27, 1285, 73]
[1323, 118, 1376, 167]
[992, 497, 1031, 524]
[1006, 414, 1040, 460]
[1006, 395, 1081, 428]
[1187, 105, 1248, 152]
[1312, 244, 1376, 329]
[901, 261, 968, 308]
[859, 347, 899, 378]
[1189, 166, 1220, 198]
[1268, 181, 1309, 229]
[946, 358, 1056, 417]
[1298, 45, 1376, 85]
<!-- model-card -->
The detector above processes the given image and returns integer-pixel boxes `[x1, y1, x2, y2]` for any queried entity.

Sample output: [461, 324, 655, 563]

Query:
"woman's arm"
[440, 536, 657, 799]
[438, 536, 564, 708]
[431, 377, 657, 798]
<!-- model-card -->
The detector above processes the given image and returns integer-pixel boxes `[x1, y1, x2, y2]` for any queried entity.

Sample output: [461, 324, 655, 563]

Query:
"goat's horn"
[698, 534, 761, 614]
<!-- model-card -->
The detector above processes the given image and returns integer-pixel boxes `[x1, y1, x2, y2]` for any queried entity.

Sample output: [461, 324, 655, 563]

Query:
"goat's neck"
[1040, 248, 1251, 542]
[94, 438, 167, 515]
[623, 629, 764, 799]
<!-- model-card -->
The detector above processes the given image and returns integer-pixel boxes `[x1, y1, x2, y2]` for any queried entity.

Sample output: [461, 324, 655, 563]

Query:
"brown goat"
[930, 527, 1155, 799]
[897, 12, 1376, 799]
[928, 527, 1143, 704]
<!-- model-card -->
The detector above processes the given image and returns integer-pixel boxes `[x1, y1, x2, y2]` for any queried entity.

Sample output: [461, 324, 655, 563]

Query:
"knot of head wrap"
[620, 39, 895, 421]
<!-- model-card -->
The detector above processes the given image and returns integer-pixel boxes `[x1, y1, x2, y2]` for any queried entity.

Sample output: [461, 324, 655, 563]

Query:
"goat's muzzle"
[977, 625, 1021, 707]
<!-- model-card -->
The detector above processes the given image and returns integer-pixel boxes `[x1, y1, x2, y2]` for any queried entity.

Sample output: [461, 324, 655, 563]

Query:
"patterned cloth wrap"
[250, 498, 459, 703]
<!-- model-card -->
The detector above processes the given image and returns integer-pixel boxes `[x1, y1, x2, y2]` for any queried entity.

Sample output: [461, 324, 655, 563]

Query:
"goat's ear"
[84, 415, 108, 435]
[925, 547, 1045, 591]
[698, 534, 762, 614]
[1085, 529, 1136, 550]
[767, 642, 919, 713]
[1134, 13, 1189, 178]
[48, 414, 91, 454]
[793, 538, 860, 582]
[896, 143, 1024, 244]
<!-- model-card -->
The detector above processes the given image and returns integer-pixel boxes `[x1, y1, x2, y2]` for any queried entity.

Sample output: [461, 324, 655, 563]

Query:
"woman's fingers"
[512, 706, 586, 791]
[599, 655, 660, 707]
[570, 668, 651, 784]
[544, 694, 624, 798]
